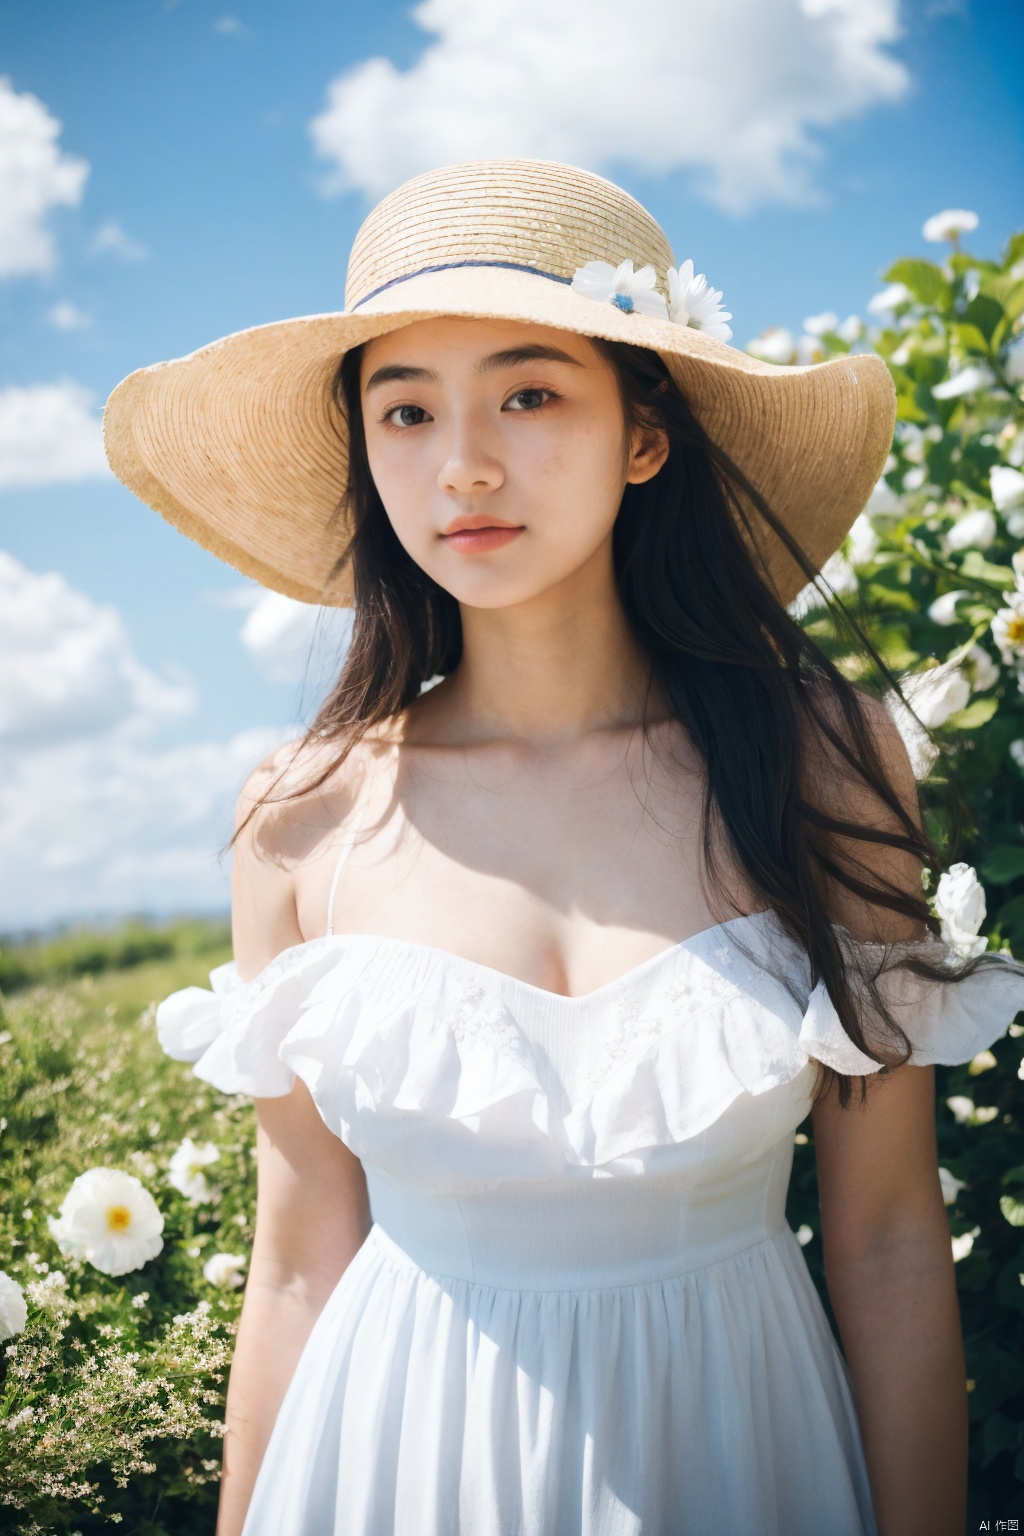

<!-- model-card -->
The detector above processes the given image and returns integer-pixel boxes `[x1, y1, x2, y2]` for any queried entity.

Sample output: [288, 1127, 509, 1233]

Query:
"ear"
[625, 423, 670, 485]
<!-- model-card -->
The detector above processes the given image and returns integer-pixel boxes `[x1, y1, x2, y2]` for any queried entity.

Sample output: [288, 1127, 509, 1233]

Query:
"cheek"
[521, 416, 628, 533]
[364, 434, 436, 546]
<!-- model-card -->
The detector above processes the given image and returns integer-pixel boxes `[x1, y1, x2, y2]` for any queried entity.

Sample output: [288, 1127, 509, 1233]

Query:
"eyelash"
[378, 387, 561, 430]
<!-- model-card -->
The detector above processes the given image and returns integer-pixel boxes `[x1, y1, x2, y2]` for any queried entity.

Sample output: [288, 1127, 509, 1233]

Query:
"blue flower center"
[612, 292, 634, 313]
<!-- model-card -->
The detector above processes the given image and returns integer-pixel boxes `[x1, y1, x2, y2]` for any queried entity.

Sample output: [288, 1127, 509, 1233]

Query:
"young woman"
[106, 159, 1024, 1536]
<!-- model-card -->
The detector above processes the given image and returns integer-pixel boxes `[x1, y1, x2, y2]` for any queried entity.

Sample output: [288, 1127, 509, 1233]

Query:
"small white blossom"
[48, 1168, 164, 1277]
[795, 333, 825, 365]
[964, 644, 999, 692]
[903, 660, 971, 728]
[203, 1252, 247, 1289]
[570, 260, 668, 320]
[795, 1224, 814, 1246]
[847, 512, 880, 565]
[928, 589, 971, 626]
[666, 260, 732, 340]
[802, 311, 837, 337]
[992, 592, 1024, 664]
[168, 1137, 221, 1204]
[1005, 336, 1024, 385]
[922, 208, 979, 243]
[835, 314, 862, 345]
[867, 282, 913, 315]
[934, 862, 987, 958]
[938, 1167, 967, 1205]
[951, 1226, 981, 1262]
[933, 365, 997, 400]
[745, 328, 795, 365]
[903, 466, 927, 492]
[991, 464, 1024, 513]
[0, 1270, 27, 1341]
[968, 1049, 998, 1075]
[943, 508, 997, 552]
[947, 1094, 997, 1125]
[867, 477, 902, 515]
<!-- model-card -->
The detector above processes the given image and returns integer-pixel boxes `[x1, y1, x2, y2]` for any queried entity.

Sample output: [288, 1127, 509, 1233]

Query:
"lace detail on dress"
[448, 979, 531, 1060]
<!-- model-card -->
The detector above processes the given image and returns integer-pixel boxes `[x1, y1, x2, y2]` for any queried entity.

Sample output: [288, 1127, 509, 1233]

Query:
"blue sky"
[0, 0, 1021, 927]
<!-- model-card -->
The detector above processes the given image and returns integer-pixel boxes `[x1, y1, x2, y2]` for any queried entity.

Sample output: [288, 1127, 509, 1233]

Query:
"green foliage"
[0, 938, 248, 1534]
[0, 918, 232, 995]
[780, 221, 1024, 1526]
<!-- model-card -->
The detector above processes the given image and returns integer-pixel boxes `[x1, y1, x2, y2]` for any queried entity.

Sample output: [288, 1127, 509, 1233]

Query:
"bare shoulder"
[796, 676, 927, 942]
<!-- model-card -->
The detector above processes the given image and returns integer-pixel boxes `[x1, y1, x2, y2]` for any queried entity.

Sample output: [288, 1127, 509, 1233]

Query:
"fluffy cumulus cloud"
[236, 588, 352, 686]
[310, 0, 908, 212]
[0, 76, 89, 277]
[0, 552, 283, 928]
[0, 381, 109, 488]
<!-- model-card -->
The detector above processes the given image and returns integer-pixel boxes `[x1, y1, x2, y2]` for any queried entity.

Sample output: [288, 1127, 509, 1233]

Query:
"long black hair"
[248, 336, 1009, 1109]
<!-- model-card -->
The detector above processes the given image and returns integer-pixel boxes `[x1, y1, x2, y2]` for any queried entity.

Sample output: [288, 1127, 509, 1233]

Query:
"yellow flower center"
[1006, 616, 1024, 644]
[106, 1205, 132, 1232]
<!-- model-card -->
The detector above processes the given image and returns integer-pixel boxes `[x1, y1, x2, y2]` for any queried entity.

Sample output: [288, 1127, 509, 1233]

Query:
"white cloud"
[214, 15, 251, 37]
[235, 588, 352, 685]
[310, 0, 909, 213]
[0, 552, 285, 928]
[0, 381, 109, 488]
[47, 300, 91, 330]
[88, 219, 148, 261]
[0, 77, 89, 277]
[0, 551, 193, 745]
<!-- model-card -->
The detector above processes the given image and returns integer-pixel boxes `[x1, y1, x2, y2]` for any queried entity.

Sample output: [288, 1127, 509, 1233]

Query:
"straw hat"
[103, 158, 895, 609]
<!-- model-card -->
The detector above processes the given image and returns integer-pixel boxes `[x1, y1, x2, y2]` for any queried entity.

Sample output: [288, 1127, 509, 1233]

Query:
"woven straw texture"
[103, 158, 896, 609]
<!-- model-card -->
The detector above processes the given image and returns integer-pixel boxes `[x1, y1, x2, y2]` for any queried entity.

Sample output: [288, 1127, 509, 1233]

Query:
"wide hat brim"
[103, 263, 895, 609]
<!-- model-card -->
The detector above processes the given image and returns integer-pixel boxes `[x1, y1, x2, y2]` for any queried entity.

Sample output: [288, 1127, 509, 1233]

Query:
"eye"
[384, 404, 430, 428]
[503, 387, 553, 412]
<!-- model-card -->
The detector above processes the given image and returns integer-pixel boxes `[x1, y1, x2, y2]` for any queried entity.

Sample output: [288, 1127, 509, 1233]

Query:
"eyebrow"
[363, 344, 584, 392]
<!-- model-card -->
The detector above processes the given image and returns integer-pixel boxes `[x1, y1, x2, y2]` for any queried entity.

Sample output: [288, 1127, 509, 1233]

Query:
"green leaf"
[964, 294, 1005, 344]
[885, 258, 951, 309]
[981, 1411, 1021, 1468]
[949, 322, 992, 356]
[945, 696, 1000, 731]
[996, 895, 1024, 949]
[981, 847, 1024, 884]
[999, 1194, 1024, 1227]
[960, 550, 1016, 588]
[1001, 1165, 1024, 1188]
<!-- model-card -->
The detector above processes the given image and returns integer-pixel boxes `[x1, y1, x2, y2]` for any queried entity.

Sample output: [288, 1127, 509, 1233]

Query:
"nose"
[437, 412, 505, 496]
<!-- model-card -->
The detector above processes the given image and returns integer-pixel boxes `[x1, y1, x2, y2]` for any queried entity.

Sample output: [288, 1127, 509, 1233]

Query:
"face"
[359, 317, 668, 610]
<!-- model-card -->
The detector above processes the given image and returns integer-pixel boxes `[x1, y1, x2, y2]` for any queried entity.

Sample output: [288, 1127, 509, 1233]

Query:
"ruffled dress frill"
[157, 910, 1024, 1536]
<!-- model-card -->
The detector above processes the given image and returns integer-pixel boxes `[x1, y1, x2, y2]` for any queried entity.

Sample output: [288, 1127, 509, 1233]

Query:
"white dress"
[158, 887, 1024, 1536]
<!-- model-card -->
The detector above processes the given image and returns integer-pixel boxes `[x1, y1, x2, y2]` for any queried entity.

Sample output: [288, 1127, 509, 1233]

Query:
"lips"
[440, 514, 525, 554]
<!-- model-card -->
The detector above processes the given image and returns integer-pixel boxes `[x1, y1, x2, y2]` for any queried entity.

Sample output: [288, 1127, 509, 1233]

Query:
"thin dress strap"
[325, 794, 370, 938]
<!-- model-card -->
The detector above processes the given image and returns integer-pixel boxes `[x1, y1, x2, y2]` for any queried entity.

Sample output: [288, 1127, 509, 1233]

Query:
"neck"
[434, 546, 652, 746]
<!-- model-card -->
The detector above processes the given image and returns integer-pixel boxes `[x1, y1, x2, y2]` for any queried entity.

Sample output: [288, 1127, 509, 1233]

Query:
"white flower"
[933, 365, 997, 400]
[951, 1226, 980, 1262]
[867, 477, 902, 515]
[934, 862, 987, 958]
[968, 1049, 997, 1075]
[938, 1167, 966, 1205]
[835, 314, 862, 345]
[867, 282, 913, 316]
[203, 1252, 247, 1289]
[1005, 336, 1024, 385]
[903, 466, 927, 492]
[943, 507, 997, 552]
[745, 328, 795, 365]
[922, 208, 979, 243]
[0, 1271, 27, 1341]
[1013, 549, 1024, 593]
[168, 1137, 220, 1204]
[847, 512, 880, 566]
[796, 333, 825, 365]
[964, 644, 999, 692]
[991, 465, 1024, 513]
[928, 589, 971, 626]
[666, 261, 732, 341]
[905, 659, 972, 727]
[795, 1224, 814, 1246]
[48, 1168, 164, 1277]
[992, 592, 1024, 664]
[570, 260, 668, 320]
[802, 311, 837, 337]
[946, 1095, 997, 1126]
[1011, 739, 1024, 770]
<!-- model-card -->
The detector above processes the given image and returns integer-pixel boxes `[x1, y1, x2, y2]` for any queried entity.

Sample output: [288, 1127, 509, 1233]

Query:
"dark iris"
[511, 389, 545, 410]
[397, 405, 425, 426]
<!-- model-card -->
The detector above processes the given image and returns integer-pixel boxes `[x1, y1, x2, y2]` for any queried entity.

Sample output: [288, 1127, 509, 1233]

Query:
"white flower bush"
[203, 1251, 247, 1289]
[168, 1135, 221, 1203]
[0, 1267, 27, 1340]
[934, 863, 988, 959]
[48, 1167, 164, 1276]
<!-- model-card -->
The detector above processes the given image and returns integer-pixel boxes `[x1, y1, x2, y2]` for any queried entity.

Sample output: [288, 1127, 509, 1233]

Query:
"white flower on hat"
[168, 1137, 220, 1204]
[666, 261, 732, 341]
[991, 464, 1024, 513]
[203, 1252, 247, 1289]
[922, 209, 979, 244]
[570, 260, 667, 320]
[48, 1168, 164, 1277]
[934, 862, 987, 959]
[0, 1270, 27, 1341]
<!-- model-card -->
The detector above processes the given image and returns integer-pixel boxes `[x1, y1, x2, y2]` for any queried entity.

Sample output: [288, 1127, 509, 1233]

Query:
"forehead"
[360, 316, 605, 375]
